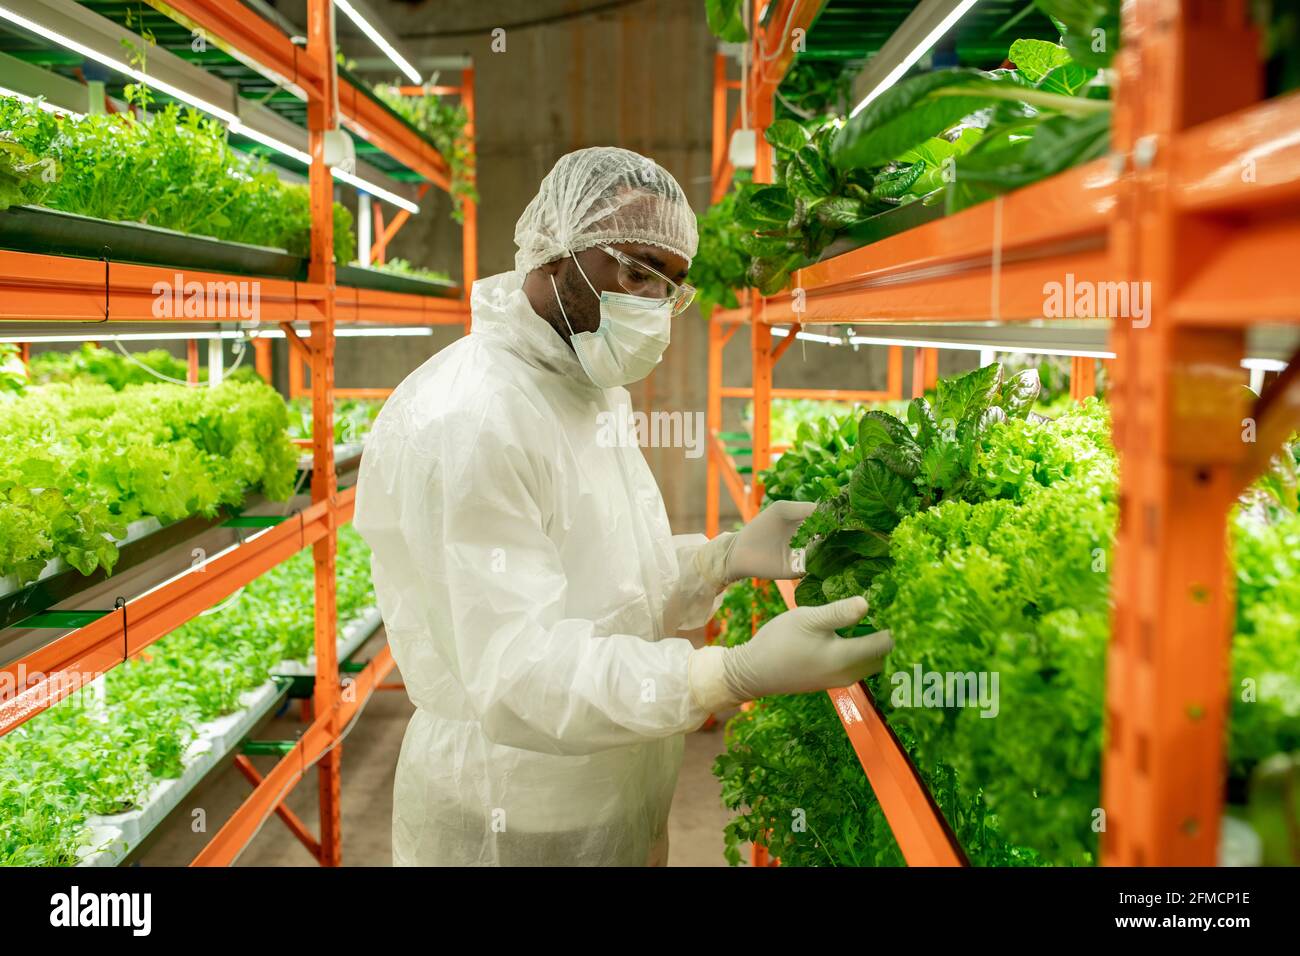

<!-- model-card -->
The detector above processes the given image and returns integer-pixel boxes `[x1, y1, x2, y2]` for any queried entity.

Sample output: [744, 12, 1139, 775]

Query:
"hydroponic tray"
[74, 605, 384, 867]
[0, 511, 223, 633]
[0, 205, 302, 279]
[271, 605, 383, 677]
[336, 264, 459, 298]
[1, 441, 363, 634]
[297, 442, 365, 475]
[77, 678, 289, 867]
[817, 200, 949, 263]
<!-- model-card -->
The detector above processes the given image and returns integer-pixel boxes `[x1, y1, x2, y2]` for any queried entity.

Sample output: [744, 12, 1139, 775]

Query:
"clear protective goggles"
[597, 244, 697, 316]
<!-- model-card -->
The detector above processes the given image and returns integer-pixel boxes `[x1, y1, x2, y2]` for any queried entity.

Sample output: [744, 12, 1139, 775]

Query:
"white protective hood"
[353, 270, 721, 866]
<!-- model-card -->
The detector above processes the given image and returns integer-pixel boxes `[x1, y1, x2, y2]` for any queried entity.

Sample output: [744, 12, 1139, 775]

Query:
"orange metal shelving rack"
[0, 0, 477, 867]
[709, 0, 1300, 867]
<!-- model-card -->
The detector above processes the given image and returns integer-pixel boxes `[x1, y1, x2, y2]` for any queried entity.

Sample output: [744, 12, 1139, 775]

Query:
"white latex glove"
[694, 500, 815, 590]
[688, 596, 893, 711]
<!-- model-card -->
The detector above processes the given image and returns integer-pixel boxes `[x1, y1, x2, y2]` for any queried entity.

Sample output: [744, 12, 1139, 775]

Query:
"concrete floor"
[136, 629, 740, 867]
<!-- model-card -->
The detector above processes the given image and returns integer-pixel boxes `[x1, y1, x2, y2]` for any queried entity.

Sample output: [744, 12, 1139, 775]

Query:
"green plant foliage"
[372, 84, 478, 222]
[689, 178, 752, 317]
[371, 257, 453, 284]
[777, 60, 858, 121]
[0, 526, 376, 866]
[760, 410, 861, 504]
[287, 395, 383, 445]
[0, 96, 355, 263]
[788, 364, 1041, 617]
[0, 343, 26, 394]
[0, 379, 297, 583]
[716, 578, 787, 648]
[28, 344, 261, 390]
[704, 0, 748, 42]
[719, 365, 1300, 866]
[830, 27, 1113, 217]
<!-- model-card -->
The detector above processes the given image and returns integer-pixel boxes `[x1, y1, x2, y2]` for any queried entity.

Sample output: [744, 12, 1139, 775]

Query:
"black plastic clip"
[100, 246, 112, 322]
[114, 595, 127, 660]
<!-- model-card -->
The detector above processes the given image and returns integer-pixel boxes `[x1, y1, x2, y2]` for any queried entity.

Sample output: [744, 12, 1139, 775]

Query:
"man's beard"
[542, 261, 601, 343]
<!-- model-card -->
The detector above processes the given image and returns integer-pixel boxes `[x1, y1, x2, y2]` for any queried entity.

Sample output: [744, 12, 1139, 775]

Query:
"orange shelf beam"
[708, 431, 756, 523]
[0, 250, 316, 324]
[0, 503, 332, 738]
[333, 286, 469, 325]
[762, 161, 1117, 325]
[771, 579, 965, 866]
[191, 644, 397, 867]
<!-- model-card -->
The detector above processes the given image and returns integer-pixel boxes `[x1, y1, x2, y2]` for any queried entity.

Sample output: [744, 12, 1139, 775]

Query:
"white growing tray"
[75, 607, 384, 866]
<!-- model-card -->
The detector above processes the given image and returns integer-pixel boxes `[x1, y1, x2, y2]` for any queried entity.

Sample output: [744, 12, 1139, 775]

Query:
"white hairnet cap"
[514, 147, 698, 274]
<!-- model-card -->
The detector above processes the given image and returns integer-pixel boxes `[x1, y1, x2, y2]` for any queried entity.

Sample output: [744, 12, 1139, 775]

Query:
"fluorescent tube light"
[332, 167, 420, 213]
[334, 0, 422, 84]
[849, 0, 980, 118]
[849, 334, 1114, 359]
[0, 4, 238, 123]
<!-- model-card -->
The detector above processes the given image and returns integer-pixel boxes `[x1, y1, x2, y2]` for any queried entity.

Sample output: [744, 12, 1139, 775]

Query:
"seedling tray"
[336, 264, 460, 298]
[0, 205, 303, 279]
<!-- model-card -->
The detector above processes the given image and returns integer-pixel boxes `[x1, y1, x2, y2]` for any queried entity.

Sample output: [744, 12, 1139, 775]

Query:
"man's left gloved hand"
[696, 500, 815, 589]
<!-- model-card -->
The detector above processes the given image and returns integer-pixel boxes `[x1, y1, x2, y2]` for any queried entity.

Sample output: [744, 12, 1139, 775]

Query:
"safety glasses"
[598, 244, 697, 316]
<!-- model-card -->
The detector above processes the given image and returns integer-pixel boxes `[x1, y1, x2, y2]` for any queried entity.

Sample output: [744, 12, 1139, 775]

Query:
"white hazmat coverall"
[354, 270, 724, 866]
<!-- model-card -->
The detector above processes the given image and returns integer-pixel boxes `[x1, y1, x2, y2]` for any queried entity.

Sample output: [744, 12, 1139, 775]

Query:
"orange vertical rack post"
[304, 0, 342, 867]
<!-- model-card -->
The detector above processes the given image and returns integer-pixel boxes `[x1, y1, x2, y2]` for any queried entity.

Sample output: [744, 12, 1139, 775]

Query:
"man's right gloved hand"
[688, 596, 894, 712]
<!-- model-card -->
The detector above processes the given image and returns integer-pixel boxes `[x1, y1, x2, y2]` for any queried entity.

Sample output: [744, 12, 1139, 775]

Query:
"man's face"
[546, 242, 690, 338]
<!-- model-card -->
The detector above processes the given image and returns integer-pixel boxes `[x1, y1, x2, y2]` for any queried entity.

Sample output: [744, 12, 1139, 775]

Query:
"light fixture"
[769, 327, 842, 346]
[849, 0, 981, 118]
[334, 0, 422, 85]
[0, 3, 420, 213]
[849, 334, 1114, 359]
[0, 3, 237, 122]
[331, 168, 419, 213]
[262, 327, 435, 338]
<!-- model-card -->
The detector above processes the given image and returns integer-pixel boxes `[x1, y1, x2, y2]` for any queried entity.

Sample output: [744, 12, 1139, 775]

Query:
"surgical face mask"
[550, 255, 672, 389]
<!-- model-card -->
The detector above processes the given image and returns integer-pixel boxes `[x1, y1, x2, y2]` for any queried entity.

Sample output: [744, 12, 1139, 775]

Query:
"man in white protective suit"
[354, 147, 893, 867]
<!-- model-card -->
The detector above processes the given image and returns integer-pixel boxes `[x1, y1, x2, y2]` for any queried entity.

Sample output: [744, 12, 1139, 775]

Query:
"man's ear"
[539, 257, 566, 278]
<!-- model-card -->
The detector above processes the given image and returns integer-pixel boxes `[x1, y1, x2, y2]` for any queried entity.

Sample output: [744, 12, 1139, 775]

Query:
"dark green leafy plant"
[776, 60, 857, 120]
[790, 364, 1042, 621]
[689, 178, 752, 316]
[831, 23, 1114, 216]
[372, 84, 478, 222]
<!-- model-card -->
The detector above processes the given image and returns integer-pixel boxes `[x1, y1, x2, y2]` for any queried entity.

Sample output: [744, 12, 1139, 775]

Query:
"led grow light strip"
[0, 3, 237, 122]
[849, 333, 1114, 359]
[770, 326, 1288, 371]
[0, 3, 420, 214]
[334, 0, 421, 85]
[849, 0, 981, 118]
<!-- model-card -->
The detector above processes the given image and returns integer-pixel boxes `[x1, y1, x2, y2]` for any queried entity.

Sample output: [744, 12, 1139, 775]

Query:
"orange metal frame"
[291, 71, 479, 397]
[0, 0, 477, 867]
[708, 0, 1300, 868]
